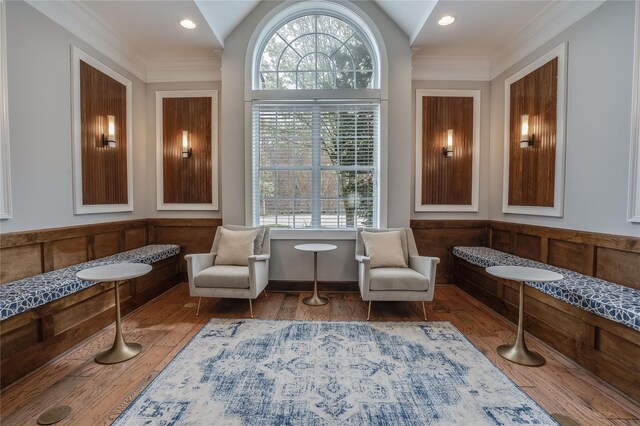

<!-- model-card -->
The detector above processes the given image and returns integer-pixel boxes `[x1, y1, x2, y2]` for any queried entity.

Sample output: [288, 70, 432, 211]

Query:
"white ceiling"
[80, 0, 221, 59]
[31, 0, 605, 82]
[413, 0, 553, 58]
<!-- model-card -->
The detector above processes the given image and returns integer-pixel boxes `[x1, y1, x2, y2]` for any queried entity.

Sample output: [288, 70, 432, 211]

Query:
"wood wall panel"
[124, 227, 147, 250]
[52, 237, 87, 270]
[162, 97, 212, 204]
[508, 57, 558, 207]
[421, 96, 474, 205]
[548, 239, 592, 275]
[0, 244, 42, 284]
[513, 233, 542, 261]
[410, 220, 487, 283]
[93, 231, 121, 259]
[80, 60, 128, 205]
[490, 229, 511, 253]
[596, 247, 640, 290]
[150, 218, 221, 273]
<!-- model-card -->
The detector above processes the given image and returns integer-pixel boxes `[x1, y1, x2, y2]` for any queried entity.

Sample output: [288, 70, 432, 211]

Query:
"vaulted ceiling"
[26, 0, 606, 82]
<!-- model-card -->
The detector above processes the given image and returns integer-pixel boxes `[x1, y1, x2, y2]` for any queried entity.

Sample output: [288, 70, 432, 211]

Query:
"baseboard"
[268, 280, 359, 293]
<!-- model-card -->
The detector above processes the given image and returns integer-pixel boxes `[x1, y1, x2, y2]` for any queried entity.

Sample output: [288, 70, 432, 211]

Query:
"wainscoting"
[413, 219, 640, 401]
[410, 220, 488, 283]
[0, 219, 223, 388]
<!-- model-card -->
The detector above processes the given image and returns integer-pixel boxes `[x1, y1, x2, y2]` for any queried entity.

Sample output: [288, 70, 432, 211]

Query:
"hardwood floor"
[1, 283, 639, 425]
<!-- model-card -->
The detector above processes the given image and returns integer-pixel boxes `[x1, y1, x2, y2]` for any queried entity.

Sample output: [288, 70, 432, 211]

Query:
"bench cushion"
[452, 247, 640, 332]
[0, 244, 180, 321]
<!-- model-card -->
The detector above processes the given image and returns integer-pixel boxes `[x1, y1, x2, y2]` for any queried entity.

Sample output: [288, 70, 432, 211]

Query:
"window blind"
[252, 103, 379, 229]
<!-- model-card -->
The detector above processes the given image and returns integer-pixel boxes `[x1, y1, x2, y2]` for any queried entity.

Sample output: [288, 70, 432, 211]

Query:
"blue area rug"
[114, 320, 557, 425]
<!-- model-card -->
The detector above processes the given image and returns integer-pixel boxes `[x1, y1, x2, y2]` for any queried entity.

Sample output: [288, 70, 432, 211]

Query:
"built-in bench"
[0, 244, 180, 321]
[451, 242, 640, 402]
[0, 219, 194, 389]
[453, 246, 640, 332]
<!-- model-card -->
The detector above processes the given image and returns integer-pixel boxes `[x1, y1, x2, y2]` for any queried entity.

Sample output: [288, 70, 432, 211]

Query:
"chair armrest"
[355, 255, 371, 265]
[410, 255, 440, 278]
[185, 253, 215, 276]
[249, 254, 270, 262]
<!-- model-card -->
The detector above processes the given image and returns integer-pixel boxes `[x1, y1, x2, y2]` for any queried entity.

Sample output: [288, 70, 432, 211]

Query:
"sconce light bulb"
[107, 115, 115, 140]
[182, 130, 189, 150]
[520, 114, 529, 139]
[447, 129, 453, 149]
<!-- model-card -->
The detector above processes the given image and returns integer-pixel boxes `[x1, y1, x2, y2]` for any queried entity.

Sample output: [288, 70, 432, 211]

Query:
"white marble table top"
[485, 265, 563, 283]
[294, 243, 337, 253]
[77, 263, 153, 282]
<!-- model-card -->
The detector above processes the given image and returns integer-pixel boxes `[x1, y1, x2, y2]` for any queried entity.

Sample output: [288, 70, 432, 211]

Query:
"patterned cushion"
[0, 244, 180, 321]
[453, 246, 640, 332]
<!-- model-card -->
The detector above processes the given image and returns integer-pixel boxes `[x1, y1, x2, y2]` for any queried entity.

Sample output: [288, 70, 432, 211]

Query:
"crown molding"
[489, 0, 605, 79]
[26, 0, 148, 82]
[411, 56, 491, 81]
[146, 57, 222, 83]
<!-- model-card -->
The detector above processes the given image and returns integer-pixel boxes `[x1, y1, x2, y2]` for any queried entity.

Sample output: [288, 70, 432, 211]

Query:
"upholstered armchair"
[355, 228, 439, 320]
[185, 225, 270, 318]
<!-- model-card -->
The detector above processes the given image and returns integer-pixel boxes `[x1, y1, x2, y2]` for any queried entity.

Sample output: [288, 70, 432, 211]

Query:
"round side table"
[295, 244, 337, 306]
[485, 265, 563, 366]
[77, 263, 152, 364]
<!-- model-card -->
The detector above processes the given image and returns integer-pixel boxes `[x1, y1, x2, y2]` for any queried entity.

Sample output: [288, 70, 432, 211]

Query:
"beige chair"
[185, 225, 270, 318]
[355, 228, 439, 321]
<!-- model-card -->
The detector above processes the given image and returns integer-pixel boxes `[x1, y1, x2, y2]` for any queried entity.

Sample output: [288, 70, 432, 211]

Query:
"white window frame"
[252, 102, 379, 231]
[502, 43, 567, 217]
[0, 0, 11, 220]
[71, 46, 133, 214]
[245, 1, 388, 238]
[155, 90, 219, 211]
[414, 89, 481, 212]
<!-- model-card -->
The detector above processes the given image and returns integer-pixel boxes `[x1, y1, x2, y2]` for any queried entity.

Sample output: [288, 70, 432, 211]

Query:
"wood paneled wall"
[150, 218, 221, 274]
[488, 221, 640, 290]
[421, 96, 474, 205]
[80, 60, 128, 205]
[411, 220, 488, 283]
[0, 220, 148, 284]
[508, 57, 558, 207]
[162, 97, 213, 204]
[411, 219, 640, 291]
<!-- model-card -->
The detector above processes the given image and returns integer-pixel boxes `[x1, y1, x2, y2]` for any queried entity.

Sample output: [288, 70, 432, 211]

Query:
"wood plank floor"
[1, 283, 639, 425]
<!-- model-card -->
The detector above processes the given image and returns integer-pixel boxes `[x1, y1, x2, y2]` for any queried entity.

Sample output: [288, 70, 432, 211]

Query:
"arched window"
[249, 3, 384, 231]
[257, 14, 376, 90]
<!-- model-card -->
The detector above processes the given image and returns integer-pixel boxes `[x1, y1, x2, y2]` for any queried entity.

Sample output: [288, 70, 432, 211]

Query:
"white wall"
[489, 0, 640, 237]
[221, 0, 412, 281]
[145, 81, 222, 219]
[1, 1, 148, 233]
[411, 80, 491, 220]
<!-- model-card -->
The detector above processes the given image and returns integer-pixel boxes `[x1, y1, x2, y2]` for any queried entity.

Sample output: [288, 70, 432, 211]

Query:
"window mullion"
[311, 106, 321, 228]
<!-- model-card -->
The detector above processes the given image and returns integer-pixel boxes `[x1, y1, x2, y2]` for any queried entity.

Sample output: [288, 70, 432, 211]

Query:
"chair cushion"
[195, 265, 250, 289]
[214, 228, 261, 266]
[369, 268, 428, 291]
[361, 231, 407, 269]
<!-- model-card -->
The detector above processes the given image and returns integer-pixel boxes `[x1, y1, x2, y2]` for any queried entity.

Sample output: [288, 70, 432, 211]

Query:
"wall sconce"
[102, 115, 116, 148]
[442, 129, 454, 158]
[182, 130, 192, 158]
[520, 114, 534, 148]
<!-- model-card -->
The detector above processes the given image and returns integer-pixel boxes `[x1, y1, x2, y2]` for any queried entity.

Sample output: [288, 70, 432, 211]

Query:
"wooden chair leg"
[249, 298, 253, 318]
[367, 300, 372, 321]
[422, 301, 427, 321]
[196, 297, 202, 317]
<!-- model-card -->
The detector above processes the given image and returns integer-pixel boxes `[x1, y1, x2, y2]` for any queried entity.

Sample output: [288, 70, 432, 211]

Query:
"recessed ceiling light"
[180, 19, 197, 30]
[438, 16, 455, 26]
